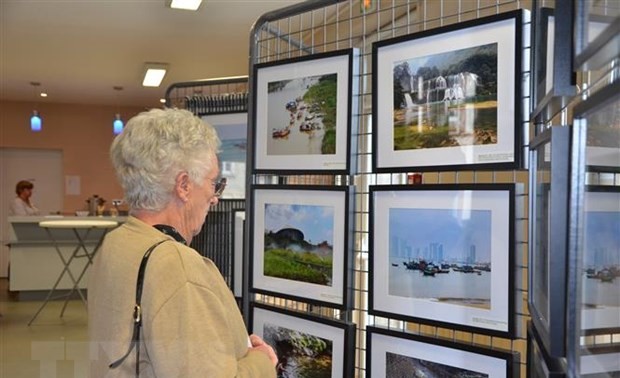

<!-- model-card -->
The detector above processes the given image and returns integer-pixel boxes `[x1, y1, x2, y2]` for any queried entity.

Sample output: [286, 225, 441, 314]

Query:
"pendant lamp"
[113, 86, 124, 135]
[30, 82, 43, 132]
[113, 114, 124, 135]
[30, 110, 42, 132]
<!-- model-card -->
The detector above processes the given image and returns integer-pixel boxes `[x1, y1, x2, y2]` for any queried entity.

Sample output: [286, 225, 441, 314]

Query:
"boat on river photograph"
[266, 73, 338, 156]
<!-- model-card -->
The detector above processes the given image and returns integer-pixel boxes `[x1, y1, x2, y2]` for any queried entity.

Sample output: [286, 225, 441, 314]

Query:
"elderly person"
[9, 180, 40, 215]
[88, 108, 277, 377]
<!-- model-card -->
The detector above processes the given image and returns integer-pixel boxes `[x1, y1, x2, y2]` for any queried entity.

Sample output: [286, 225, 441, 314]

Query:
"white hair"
[110, 108, 221, 211]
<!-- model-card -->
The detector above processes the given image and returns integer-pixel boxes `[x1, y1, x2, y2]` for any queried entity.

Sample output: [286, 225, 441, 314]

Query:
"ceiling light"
[40, 92, 48, 98]
[113, 114, 124, 135]
[31, 110, 42, 132]
[113, 86, 124, 135]
[142, 63, 168, 87]
[160, 98, 166, 104]
[30, 82, 43, 132]
[167, 0, 202, 11]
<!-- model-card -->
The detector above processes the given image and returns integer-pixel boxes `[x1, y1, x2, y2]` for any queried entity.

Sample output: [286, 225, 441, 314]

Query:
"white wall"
[0, 148, 63, 277]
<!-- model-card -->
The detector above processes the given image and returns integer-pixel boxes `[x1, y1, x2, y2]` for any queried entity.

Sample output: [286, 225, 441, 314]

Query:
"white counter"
[7, 216, 127, 291]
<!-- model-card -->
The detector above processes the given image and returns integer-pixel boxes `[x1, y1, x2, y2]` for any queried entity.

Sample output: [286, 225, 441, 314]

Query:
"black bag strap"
[109, 239, 170, 377]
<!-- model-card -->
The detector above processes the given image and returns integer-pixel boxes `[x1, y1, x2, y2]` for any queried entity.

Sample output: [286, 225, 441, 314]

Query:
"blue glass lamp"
[30, 110, 42, 132]
[113, 114, 124, 135]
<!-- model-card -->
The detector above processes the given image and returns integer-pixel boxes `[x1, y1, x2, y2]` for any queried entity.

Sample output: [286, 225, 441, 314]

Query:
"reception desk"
[7, 216, 127, 291]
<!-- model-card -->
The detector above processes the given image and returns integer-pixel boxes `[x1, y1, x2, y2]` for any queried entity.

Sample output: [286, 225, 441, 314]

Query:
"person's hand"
[248, 334, 278, 367]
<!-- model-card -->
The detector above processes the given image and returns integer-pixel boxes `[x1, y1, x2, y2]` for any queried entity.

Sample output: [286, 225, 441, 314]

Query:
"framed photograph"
[369, 184, 515, 337]
[252, 49, 355, 174]
[250, 302, 355, 378]
[202, 113, 248, 198]
[250, 185, 352, 308]
[580, 186, 620, 335]
[573, 0, 620, 71]
[572, 81, 620, 172]
[531, 2, 575, 124]
[528, 126, 571, 357]
[372, 10, 524, 172]
[366, 326, 519, 378]
[580, 344, 620, 377]
[527, 322, 567, 378]
[232, 210, 245, 298]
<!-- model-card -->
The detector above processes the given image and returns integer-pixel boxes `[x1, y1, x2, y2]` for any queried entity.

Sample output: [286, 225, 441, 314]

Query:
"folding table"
[28, 219, 118, 326]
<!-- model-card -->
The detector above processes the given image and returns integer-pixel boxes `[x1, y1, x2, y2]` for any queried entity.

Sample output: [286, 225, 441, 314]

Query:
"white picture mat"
[233, 211, 245, 297]
[545, 16, 555, 94]
[253, 307, 345, 376]
[581, 350, 620, 375]
[584, 105, 620, 169]
[375, 16, 518, 168]
[370, 332, 507, 377]
[254, 53, 350, 170]
[202, 113, 248, 199]
[581, 190, 620, 331]
[252, 189, 346, 305]
[373, 189, 511, 332]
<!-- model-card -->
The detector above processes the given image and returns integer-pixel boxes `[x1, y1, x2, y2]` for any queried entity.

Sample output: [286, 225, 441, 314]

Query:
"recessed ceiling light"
[142, 63, 168, 87]
[167, 0, 202, 11]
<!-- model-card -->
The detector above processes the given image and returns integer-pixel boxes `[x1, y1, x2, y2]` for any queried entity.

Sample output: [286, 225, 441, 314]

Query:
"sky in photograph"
[584, 211, 620, 265]
[212, 123, 246, 140]
[265, 203, 334, 244]
[394, 43, 496, 73]
[389, 208, 492, 261]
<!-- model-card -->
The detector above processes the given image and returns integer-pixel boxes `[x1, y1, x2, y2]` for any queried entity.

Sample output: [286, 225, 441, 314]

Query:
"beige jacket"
[88, 216, 275, 377]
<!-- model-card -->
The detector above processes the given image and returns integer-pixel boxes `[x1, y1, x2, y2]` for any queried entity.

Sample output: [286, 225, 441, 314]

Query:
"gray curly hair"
[110, 108, 221, 211]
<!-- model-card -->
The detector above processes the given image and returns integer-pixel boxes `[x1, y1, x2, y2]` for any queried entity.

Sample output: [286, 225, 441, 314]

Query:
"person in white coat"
[9, 180, 40, 216]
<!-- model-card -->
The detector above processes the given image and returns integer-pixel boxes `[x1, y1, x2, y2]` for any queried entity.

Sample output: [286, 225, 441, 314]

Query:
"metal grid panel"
[164, 77, 249, 113]
[190, 199, 245, 289]
[251, 1, 531, 377]
[165, 79, 249, 292]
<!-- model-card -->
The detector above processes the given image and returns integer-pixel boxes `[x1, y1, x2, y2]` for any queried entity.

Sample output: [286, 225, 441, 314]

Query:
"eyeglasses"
[213, 178, 227, 198]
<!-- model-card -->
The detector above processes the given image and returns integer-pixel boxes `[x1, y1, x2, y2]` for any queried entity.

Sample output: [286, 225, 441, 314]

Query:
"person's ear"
[175, 171, 191, 202]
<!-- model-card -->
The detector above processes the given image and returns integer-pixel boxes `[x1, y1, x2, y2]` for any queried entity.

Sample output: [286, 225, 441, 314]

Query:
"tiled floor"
[0, 279, 89, 378]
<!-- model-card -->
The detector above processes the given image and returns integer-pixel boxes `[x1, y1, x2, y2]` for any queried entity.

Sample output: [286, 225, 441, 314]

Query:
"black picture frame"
[528, 126, 572, 358]
[578, 186, 620, 337]
[531, 1, 576, 125]
[366, 326, 519, 377]
[249, 184, 353, 309]
[368, 183, 516, 338]
[249, 302, 355, 378]
[567, 84, 620, 376]
[372, 10, 524, 172]
[527, 322, 567, 378]
[251, 49, 357, 175]
[573, 1, 620, 71]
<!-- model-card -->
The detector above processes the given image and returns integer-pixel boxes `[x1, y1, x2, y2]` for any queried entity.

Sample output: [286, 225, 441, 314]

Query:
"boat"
[272, 128, 290, 138]
[422, 266, 436, 276]
[285, 101, 297, 111]
[598, 269, 614, 283]
[437, 264, 450, 273]
[391, 263, 398, 267]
